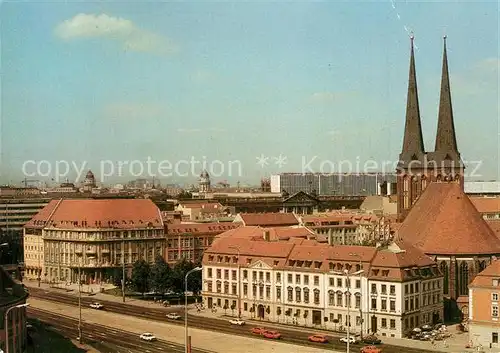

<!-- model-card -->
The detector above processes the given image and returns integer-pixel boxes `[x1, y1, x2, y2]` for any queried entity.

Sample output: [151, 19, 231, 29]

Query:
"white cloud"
[54, 13, 177, 54]
[103, 102, 165, 119]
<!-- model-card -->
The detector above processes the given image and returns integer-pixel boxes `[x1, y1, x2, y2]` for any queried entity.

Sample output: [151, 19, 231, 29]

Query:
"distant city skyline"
[1, 1, 498, 184]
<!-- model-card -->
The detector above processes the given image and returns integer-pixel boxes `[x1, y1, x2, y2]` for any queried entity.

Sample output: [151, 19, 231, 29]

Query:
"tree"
[131, 259, 150, 295]
[171, 258, 202, 294]
[149, 255, 172, 294]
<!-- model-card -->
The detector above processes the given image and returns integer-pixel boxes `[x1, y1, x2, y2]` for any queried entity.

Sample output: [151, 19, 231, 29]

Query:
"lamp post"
[332, 268, 364, 353]
[122, 239, 126, 303]
[77, 255, 82, 343]
[5, 303, 29, 353]
[228, 246, 241, 319]
[185, 266, 202, 353]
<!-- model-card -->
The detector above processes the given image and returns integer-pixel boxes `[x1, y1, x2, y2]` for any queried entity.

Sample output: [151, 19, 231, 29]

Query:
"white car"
[340, 336, 357, 344]
[229, 319, 245, 326]
[140, 333, 156, 341]
[166, 313, 181, 320]
[90, 302, 103, 309]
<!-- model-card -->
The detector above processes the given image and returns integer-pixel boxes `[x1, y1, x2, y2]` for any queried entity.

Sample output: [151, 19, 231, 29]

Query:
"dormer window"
[372, 269, 380, 276]
[246, 258, 252, 265]
[382, 270, 389, 277]
[208, 255, 214, 262]
[411, 153, 418, 160]
[315, 262, 322, 269]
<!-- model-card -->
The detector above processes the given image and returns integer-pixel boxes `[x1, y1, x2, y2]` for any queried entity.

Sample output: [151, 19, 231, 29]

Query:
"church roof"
[397, 182, 500, 255]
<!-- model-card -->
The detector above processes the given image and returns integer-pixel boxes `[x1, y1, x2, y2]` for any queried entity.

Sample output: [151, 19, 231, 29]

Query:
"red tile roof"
[236, 213, 299, 227]
[470, 197, 500, 213]
[470, 259, 500, 288]
[204, 229, 438, 282]
[487, 220, 500, 239]
[166, 222, 242, 234]
[215, 226, 315, 242]
[397, 182, 500, 255]
[25, 199, 163, 229]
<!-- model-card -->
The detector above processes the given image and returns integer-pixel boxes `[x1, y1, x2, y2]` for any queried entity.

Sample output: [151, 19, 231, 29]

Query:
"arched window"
[459, 262, 469, 296]
[303, 288, 310, 304]
[411, 176, 418, 204]
[295, 287, 302, 302]
[440, 262, 449, 295]
[479, 261, 487, 272]
[421, 175, 427, 190]
[336, 291, 343, 307]
[345, 291, 351, 307]
[328, 290, 335, 306]
[436, 174, 442, 182]
[455, 174, 461, 183]
[403, 175, 409, 209]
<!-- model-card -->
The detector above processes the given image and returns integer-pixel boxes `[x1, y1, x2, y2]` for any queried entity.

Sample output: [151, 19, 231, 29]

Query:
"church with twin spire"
[396, 35, 465, 222]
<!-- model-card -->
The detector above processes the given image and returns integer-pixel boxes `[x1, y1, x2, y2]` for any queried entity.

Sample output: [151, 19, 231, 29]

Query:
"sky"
[1, 0, 499, 186]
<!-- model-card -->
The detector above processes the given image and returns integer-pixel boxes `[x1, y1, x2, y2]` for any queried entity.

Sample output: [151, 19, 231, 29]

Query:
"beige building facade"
[23, 199, 165, 284]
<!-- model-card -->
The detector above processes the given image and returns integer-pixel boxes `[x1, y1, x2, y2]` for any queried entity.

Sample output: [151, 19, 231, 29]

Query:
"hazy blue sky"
[1, 1, 499, 186]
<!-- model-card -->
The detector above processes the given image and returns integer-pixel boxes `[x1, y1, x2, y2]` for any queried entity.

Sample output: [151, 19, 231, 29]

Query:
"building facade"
[201, 230, 443, 338]
[0, 266, 29, 353]
[165, 222, 241, 264]
[468, 260, 500, 349]
[23, 199, 165, 284]
[396, 36, 464, 222]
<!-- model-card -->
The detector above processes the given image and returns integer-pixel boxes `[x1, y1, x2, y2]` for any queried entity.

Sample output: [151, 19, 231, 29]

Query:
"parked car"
[90, 302, 103, 309]
[363, 335, 382, 345]
[139, 333, 156, 341]
[262, 330, 281, 339]
[360, 345, 382, 353]
[166, 313, 181, 320]
[340, 336, 358, 344]
[229, 319, 245, 326]
[251, 327, 265, 335]
[308, 334, 328, 343]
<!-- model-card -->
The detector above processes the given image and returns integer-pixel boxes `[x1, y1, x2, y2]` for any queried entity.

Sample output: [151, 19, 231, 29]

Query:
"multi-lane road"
[28, 287, 435, 353]
[28, 307, 215, 353]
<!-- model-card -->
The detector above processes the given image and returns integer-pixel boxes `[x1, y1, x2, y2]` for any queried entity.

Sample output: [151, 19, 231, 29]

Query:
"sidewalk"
[23, 279, 183, 310]
[188, 307, 475, 353]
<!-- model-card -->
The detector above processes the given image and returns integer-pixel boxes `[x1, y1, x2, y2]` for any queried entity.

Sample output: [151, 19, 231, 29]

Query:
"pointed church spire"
[435, 35, 458, 153]
[401, 34, 425, 156]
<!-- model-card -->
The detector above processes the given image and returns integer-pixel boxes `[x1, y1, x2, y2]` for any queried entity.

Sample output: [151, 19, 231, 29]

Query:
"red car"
[251, 327, 265, 335]
[360, 346, 382, 353]
[308, 334, 328, 343]
[262, 330, 281, 339]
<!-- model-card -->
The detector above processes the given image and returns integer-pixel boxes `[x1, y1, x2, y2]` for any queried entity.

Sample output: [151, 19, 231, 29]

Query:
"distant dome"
[200, 170, 210, 178]
[86, 170, 95, 179]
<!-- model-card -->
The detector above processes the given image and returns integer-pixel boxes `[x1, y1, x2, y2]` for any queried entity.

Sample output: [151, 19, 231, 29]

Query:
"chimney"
[263, 230, 270, 241]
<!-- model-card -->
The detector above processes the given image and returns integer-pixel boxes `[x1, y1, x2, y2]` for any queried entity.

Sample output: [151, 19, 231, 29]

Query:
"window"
[224, 282, 229, 293]
[371, 283, 377, 293]
[314, 276, 320, 286]
[243, 284, 248, 295]
[390, 285, 395, 295]
[243, 270, 248, 279]
[355, 295, 361, 308]
[415, 283, 419, 292]
[371, 298, 377, 310]
[337, 278, 342, 287]
[329, 291, 335, 305]
[277, 273, 281, 282]
[329, 278, 335, 286]
[492, 305, 499, 317]
[356, 280, 361, 289]
[304, 288, 310, 303]
[390, 300, 396, 312]
[252, 271, 257, 281]
[296, 274, 301, 284]
[381, 284, 387, 294]
[232, 270, 236, 280]
[232, 284, 237, 294]
[345, 278, 350, 288]
[216, 269, 221, 279]
[266, 286, 271, 299]
[381, 318, 387, 328]
[276, 287, 281, 300]
[224, 270, 229, 279]
[493, 293, 499, 302]
[493, 333, 499, 344]
[207, 282, 212, 291]
[390, 319, 396, 329]
[295, 287, 301, 302]
[304, 275, 309, 285]
[405, 299, 409, 311]
[381, 299, 387, 311]
[337, 292, 343, 306]
[314, 289, 320, 304]
[208, 268, 213, 278]
[266, 272, 270, 282]
[288, 274, 293, 283]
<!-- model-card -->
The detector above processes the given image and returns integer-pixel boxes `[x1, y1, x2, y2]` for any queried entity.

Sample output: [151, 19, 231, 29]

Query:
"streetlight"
[185, 266, 202, 353]
[228, 246, 241, 319]
[5, 303, 29, 353]
[122, 238, 126, 303]
[332, 268, 364, 353]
